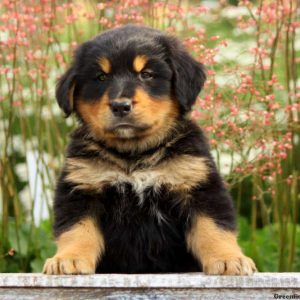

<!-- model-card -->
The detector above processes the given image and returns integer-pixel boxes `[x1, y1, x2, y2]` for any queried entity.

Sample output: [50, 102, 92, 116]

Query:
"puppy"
[43, 25, 256, 275]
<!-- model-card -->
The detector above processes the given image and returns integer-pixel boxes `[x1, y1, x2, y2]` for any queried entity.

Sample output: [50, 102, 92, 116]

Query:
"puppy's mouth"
[105, 120, 151, 139]
[112, 123, 138, 130]
[107, 121, 150, 131]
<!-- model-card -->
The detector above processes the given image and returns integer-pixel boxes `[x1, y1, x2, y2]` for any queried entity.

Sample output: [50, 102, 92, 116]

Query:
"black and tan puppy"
[43, 25, 256, 275]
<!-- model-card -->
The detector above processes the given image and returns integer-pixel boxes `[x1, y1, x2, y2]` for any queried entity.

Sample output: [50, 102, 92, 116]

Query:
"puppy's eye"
[97, 73, 108, 81]
[140, 71, 153, 80]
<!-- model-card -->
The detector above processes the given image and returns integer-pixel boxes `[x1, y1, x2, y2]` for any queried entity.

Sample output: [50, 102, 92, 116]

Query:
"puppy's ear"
[164, 37, 206, 112]
[56, 67, 76, 117]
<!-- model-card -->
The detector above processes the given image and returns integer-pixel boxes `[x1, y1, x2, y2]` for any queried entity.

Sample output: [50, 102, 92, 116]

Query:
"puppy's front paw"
[203, 255, 257, 275]
[43, 255, 95, 275]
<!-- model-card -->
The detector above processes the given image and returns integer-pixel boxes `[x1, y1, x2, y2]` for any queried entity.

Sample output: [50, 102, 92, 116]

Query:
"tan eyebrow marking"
[98, 57, 111, 73]
[133, 55, 148, 72]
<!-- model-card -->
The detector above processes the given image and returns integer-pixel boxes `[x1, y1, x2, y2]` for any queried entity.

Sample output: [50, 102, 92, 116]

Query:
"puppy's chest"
[65, 154, 208, 196]
[64, 154, 208, 226]
[102, 182, 175, 225]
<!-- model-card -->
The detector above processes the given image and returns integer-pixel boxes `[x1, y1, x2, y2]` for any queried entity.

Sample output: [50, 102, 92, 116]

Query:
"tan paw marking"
[203, 255, 257, 275]
[43, 255, 95, 275]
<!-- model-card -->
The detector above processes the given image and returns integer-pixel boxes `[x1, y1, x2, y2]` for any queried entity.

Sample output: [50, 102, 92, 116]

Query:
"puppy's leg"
[43, 217, 104, 275]
[186, 215, 256, 275]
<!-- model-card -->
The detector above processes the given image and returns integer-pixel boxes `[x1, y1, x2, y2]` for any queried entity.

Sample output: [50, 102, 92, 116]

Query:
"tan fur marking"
[68, 82, 76, 111]
[186, 216, 257, 275]
[77, 87, 179, 153]
[132, 155, 208, 192]
[98, 57, 111, 73]
[77, 93, 110, 139]
[65, 158, 125, 191]
[101, 87, 179, 152]
[43, 218, 105, 275]
[65, 155, 208, 193]
[133, 88, 179, 136]
[133, 55, 148, 72]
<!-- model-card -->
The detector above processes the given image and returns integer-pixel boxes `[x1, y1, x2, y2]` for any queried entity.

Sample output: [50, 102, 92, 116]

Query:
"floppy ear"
[165, 38, 206, 112]
[56, 67, 76, 117]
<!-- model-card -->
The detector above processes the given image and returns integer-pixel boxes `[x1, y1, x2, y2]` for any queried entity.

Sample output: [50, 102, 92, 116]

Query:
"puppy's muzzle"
[110, 98, 132, 118]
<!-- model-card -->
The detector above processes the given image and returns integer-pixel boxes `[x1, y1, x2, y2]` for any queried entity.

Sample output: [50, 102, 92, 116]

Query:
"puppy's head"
[56, 25, 206, 149]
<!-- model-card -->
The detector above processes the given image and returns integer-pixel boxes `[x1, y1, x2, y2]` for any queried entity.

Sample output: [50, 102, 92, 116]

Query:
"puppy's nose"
[110, 100, 132, 117]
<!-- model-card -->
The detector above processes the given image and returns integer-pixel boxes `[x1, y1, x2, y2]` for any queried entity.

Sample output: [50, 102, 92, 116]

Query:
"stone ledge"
[0, 272, 299, 288]
[0, 273, 299, 300]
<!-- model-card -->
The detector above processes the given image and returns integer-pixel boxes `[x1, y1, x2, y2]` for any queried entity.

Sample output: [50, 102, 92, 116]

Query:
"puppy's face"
[75, 48, 177, 141]
[56, 26, 206, 146]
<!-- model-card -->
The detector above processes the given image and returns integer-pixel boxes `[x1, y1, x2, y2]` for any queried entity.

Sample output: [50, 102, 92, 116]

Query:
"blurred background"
[0, 0, 299, 273]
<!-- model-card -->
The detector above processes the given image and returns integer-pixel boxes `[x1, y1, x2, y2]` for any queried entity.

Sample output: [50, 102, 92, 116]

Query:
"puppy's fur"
[43, 25, 256, 275]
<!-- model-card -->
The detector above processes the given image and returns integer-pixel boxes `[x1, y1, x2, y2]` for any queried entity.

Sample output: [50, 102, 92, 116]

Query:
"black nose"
[110, 100, 132, 117]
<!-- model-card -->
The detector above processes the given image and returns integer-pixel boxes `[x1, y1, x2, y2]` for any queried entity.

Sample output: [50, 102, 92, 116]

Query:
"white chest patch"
[65, 154, 209, 194]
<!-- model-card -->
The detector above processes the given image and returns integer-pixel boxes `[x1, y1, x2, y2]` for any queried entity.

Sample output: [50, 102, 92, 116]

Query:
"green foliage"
[3, 216, 299, 273]
[0, 219, 55, 272]
[238, 218, 300, 272]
